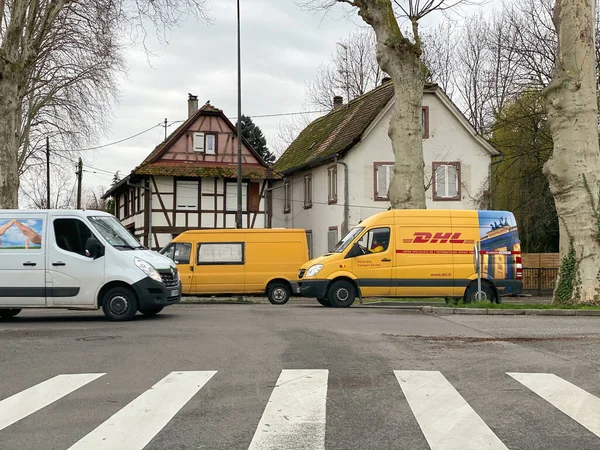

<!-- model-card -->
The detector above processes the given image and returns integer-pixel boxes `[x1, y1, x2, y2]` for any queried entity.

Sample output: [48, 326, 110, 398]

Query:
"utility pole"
[76, 158, 83, 209]
[46, 137, 50, 209]
[236, 0, 243, 229]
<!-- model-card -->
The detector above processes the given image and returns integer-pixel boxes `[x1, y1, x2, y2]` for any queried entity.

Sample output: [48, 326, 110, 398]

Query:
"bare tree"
[306, 27, 384, 109]
[541, 0, 600, 305]
[19, 163, 77, 209]
[300, 0, 480, 209]
[0, 0, 210, 209]
[421, 21, 457, 97]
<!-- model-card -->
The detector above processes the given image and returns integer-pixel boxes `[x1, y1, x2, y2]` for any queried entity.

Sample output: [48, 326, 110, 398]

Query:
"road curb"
[424, 307, 600, 316]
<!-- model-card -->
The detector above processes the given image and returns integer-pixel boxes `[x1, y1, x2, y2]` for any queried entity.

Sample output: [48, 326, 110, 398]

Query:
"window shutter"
[193, 132, 205, 152]
[435, 165, 447, 198]
[249, 182, 260, 212]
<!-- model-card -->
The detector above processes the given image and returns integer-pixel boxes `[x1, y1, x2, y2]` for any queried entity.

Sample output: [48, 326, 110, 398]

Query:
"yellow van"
[297, 209, 523, 307]
[160, 229, 309, 304]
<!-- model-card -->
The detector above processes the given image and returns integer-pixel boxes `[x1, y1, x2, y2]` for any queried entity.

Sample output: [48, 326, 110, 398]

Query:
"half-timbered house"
[102, 95, 278, 250]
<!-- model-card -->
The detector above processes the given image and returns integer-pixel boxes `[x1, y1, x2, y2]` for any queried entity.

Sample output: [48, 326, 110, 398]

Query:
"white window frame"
[176, 180, 199, 210]
[433, 162, 460, 201]
[205, 134, 216, 155]
[374, 163, 393, 201]
[225, 182, 248, 212]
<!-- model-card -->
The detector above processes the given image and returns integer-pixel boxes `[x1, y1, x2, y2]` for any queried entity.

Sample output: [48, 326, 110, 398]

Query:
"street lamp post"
[236, 0, 243, 229]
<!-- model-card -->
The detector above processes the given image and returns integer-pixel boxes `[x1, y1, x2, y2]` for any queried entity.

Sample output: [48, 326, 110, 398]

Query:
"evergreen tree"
[105, 171, 120, 215]
[237, 115, 275, 163]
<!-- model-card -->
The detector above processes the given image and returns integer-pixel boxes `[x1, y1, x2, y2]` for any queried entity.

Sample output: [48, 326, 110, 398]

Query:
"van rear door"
[0, 213, 47, 306]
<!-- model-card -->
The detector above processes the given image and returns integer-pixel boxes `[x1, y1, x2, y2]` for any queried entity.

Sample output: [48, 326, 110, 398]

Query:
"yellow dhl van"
[160, 228, 309, 304]
[297, 209, 523, 307]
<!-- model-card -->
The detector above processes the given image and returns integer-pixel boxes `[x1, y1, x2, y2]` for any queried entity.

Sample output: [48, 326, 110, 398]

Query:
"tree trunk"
[543, 0, 600, 304]
[354, 0, 427, 209]
[0, 72, 21, 209]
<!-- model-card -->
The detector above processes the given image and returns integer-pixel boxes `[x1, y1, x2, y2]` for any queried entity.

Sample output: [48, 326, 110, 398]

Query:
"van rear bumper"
[495, 279, 523, 296]
[132, 277, 181, 309]
[298, 280, 329, 298]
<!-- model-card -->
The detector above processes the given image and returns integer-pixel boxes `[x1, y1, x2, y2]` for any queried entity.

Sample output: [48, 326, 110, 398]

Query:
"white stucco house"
[270, 79, 500, 258]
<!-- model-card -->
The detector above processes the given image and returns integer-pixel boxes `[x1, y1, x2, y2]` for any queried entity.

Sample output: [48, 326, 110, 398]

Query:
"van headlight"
[135, 257, 162, 283]
[306, 264, 323, 277]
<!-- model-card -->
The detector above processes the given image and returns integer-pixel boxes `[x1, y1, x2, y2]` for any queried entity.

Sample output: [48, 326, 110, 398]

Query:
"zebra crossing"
[0, 369, 598, 449]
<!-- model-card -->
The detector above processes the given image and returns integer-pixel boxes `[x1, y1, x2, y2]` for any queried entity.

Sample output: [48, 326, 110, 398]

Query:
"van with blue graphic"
[297, 209, 523, 307]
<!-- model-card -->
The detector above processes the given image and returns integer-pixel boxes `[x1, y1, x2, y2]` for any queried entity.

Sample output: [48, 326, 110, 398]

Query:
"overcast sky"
[77, 0, 495, 194]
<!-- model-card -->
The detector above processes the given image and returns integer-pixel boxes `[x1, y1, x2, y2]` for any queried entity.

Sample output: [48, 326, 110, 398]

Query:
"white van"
[0, 209, 181, 321]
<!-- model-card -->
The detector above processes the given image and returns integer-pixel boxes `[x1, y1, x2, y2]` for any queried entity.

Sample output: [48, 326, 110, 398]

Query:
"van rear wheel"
[0, 309, 21, 319]
[102, 286, 138, 321]
[328, 280, 356, 307]
[267, 282, 291, 305]
[464, 283, 496, 304]
[317, 297, 331, 307]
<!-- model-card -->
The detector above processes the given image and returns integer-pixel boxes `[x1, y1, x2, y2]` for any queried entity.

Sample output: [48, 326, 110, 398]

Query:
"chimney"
[333, 95, 344, 109]
[381, 76, 392, 85]
[188, 93, 198, 118]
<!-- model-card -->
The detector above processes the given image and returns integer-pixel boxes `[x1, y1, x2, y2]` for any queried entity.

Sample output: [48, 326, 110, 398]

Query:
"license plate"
[170, 289, 179, 297]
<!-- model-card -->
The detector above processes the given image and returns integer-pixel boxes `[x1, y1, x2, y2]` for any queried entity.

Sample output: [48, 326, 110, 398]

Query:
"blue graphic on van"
[0, 219, 43, 250]
[477, 211, 521, 290]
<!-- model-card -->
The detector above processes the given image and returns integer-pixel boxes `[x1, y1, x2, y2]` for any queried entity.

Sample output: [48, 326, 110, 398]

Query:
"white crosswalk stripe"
[394, 370, 508, 450]
[67, 370, 217, 450]
[0, 373, 105, 432]
[248, 369, 329, 450]
[0, 369, 599, 449]
[507, 372, 600, 437]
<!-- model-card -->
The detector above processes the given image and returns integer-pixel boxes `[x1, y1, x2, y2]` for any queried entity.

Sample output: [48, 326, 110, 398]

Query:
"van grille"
[298, 269, 306, 279]
[159, 269, 179, 288]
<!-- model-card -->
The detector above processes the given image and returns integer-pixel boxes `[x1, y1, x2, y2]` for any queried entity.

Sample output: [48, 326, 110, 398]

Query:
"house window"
[374, 163, 393, 201]
[328, 166, 337, 204]
[433, 162, 461, 201]
[176, 180, 199, 210]
[304, 174, 312, 209]
[283, 181, 291, 214]
[248, 182, 261, 212]
[306, 230, 313, 259]
[422, 106, 429, 139]
[327, 227, 339, 252]
[205, 133, 216, 155]
[225, 182, 248, 212]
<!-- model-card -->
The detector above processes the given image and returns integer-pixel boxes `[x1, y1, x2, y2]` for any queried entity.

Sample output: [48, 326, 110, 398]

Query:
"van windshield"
[330, 227, 364, 253]
[88, 216, 143, 250]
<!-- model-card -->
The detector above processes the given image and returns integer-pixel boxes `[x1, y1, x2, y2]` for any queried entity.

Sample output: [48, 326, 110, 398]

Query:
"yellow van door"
[351, 226, 393, 297]
[392, 211, 454, 297]
[191, 241, 245, 294]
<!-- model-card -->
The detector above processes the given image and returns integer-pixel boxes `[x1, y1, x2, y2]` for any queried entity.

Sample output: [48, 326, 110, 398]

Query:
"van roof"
[356, 209, 515, 225]
[0, 209, 113, 216]
[176, 228, 306, 235]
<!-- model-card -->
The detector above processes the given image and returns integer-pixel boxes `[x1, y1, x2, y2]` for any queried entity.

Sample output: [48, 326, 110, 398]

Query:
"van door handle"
[381, 258, 391, 262]
[23, 261, 36, 266]
[52, 261, 66, 266]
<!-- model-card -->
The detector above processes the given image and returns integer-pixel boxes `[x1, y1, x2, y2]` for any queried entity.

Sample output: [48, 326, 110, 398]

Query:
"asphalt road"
[0, 303, 599, 450]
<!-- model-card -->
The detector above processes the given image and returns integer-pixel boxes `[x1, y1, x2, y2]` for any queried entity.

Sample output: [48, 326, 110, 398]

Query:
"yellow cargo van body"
[161, 229, 309, 304]
[297, 209, 523, 307]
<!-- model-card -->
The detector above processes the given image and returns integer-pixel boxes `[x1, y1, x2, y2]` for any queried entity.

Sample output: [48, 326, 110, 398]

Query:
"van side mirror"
[345, 242, 362, 259]
[85, 237, 104, 259]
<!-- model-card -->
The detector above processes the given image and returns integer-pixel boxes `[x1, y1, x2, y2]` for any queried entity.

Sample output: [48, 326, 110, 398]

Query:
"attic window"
[193, 132, 205, 152]
[205, 133, 216, 154]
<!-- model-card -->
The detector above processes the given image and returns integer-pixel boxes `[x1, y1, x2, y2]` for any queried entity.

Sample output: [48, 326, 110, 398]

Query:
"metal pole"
[236, 0, 243, 229]
[46, 137, 50, 209]
[76, 158, 83, 209]
[476, 242, 483, 301]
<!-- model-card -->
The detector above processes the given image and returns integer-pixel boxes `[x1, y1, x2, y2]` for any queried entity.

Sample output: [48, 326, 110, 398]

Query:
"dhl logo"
[403, 232, 475, 245]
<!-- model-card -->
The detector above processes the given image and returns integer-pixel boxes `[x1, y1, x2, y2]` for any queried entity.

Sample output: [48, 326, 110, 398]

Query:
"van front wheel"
[267, 282, 291, 305]
[328, 280, 356, 307]
[0, 309, 21, 319]
[102, 286, 138, 321]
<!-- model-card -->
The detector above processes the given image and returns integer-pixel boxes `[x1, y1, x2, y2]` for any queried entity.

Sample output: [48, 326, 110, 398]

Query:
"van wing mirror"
[345, 242, 362, 259]
[85, 237, 104, 259]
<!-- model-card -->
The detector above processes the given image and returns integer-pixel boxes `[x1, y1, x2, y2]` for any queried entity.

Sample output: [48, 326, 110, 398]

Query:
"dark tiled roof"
[275, 81, 396, 174]
[274, 81, 442, 174]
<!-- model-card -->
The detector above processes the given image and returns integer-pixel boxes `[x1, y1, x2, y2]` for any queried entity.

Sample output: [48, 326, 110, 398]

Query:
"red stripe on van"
[396, 250, 474, 255]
